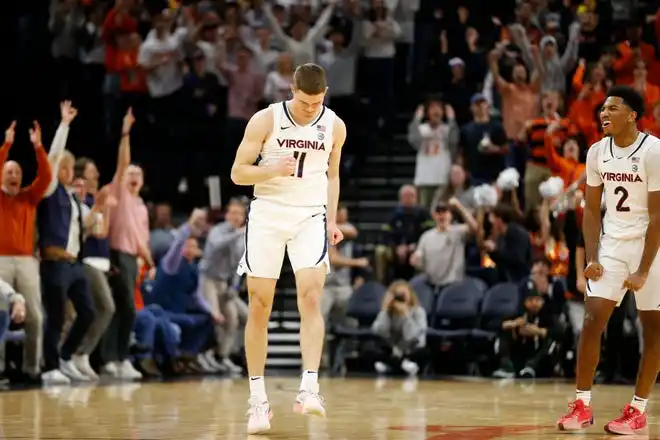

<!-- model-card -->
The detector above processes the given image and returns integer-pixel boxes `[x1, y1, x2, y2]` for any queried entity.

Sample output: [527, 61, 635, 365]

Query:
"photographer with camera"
[492, 283, 562, 379]
[371, 280, 427, 376]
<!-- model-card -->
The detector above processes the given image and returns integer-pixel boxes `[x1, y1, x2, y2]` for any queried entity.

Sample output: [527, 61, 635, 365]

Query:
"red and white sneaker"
[557, 399, 594, 431]
[604, 404, 648, 435]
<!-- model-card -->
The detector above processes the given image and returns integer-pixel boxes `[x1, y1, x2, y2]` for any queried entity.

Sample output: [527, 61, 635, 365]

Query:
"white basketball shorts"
[237, 198, 331, 279]
[586, 234, 660, 310]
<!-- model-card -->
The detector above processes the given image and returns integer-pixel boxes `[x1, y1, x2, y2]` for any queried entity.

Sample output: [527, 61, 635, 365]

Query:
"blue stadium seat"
[333, 281, 386, 337]
[472, 282, 520, 339]
[427, 280, 481, 339]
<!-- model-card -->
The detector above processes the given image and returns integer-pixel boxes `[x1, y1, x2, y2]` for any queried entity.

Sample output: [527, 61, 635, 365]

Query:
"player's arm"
[582, 145, 604, 264]
[327, 117, 347, 225]
[230, 109, 293, 185]
[636, 148, 660, 275]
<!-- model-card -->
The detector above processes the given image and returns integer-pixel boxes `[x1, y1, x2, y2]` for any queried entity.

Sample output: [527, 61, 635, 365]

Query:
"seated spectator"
[148, 209, 219, 372]
[410, 198, 478, 289]
[0, 119, 52, 383]
[0, 277, 26, 344]
[519, 257, 566, 318]
[374, 185, 433, 283]
[484, 204, 532, 283]
[371, 280, 427, 376]
[492, 287, 562, 379]
[407, 98, 459, 209]
[198, 198, 247, 373]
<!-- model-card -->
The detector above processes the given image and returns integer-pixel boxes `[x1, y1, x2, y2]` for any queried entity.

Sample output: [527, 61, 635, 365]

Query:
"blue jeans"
[152, 309, 213, 355]
[133, 305, 181, 360]
[0, 310, 9, 343]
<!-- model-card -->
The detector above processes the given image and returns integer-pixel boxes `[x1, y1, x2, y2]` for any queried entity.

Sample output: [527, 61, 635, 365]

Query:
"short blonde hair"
[60, 151, 75, 165]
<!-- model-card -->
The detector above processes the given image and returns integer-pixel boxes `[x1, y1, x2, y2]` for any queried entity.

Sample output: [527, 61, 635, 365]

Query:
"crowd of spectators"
[0, 0, 659, 386]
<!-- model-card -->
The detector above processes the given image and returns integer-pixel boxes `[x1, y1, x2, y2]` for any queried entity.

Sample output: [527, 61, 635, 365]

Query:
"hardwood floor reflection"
[0, 377, 659, 439]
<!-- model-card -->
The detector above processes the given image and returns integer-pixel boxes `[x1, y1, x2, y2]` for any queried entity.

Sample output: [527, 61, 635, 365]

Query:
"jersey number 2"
[292, 151, 307, 178]
[614, 186, 630, 212]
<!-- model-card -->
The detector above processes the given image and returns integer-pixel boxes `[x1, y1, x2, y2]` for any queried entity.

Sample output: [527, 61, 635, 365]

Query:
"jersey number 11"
[292, 151, 307, 178]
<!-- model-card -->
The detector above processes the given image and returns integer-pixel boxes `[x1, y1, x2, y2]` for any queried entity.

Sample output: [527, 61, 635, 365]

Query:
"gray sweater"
[372, 305, 427, 353]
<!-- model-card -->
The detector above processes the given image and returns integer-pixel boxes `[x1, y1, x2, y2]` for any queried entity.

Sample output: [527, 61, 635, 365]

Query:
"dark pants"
[133, 305, 181, 360]
[0, 309, 8, 344]
[41, 260, 95, 371]
[363, 340, 427, 373]
[102, 250, 138, 363]
[498, 330, 554, 376]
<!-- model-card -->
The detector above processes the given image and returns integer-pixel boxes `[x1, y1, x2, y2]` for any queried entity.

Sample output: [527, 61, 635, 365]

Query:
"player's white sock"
[631, 395, 648, 413]
[249, 376, 267, 402]
[576, 390, 592, 406]
[300, 370, 318, 392]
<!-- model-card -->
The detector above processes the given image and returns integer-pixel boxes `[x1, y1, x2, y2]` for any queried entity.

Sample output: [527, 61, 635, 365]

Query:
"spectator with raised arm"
[103, 108, 148, 380]
[262, 0, 336, 66]
[199, 198, 247, 373]
[148, 209, 220, 372]
[38, 107, 101, 384]
[0, 119, 52, 383]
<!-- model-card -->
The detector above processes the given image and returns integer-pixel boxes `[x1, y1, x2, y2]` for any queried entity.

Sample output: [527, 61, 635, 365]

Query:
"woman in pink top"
[101, 109, 153, 380]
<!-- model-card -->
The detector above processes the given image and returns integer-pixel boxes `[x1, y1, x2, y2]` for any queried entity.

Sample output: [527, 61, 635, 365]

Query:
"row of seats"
[334, 278, 522, 341]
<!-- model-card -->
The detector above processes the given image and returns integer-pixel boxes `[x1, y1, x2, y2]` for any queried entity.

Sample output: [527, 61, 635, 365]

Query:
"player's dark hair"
[606, 85, 645, 120]
[293, 63, 327, 95]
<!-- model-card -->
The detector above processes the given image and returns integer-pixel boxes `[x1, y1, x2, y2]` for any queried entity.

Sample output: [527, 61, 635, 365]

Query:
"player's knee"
[582, 309, 609, 335]
[297, 286, 322, 315]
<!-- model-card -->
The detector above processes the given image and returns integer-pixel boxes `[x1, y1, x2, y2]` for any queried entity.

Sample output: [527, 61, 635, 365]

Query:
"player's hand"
[583, 261, 604, 281]
[328, 222, 344, 246]
[4, 121, 16, 144]
[623, 271, 647, 291]
[270, 156, 297, 177]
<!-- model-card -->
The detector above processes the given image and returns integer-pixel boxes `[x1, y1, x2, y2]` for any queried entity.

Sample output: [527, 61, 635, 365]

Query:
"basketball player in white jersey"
[230, 63, 346, 434]
[557, 86, 660, 435]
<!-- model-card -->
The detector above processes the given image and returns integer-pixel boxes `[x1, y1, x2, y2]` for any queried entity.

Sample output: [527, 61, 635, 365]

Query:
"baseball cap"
[448, 57, 465, 67]
[471, 93, 487, 105]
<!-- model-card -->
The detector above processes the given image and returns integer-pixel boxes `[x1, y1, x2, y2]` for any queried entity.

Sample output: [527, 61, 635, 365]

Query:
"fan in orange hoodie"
[544, 121, 586, 189]
[612, 23, 656, 85]
[630, 59, 660, 113]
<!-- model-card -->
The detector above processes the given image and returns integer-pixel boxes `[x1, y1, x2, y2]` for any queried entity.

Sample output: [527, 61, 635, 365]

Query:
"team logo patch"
[318, 133, 324, 140]
[632, 157, 640, 163]
[317, 125, 326, 132]
[632, 164, 638, 172]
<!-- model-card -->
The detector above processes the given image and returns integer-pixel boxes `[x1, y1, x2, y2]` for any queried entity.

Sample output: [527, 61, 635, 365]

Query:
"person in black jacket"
[492, 286, 563, 379]
[484, 204, 532, 283]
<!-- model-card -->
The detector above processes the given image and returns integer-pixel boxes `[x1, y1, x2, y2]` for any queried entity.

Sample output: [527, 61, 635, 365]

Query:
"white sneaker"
[59, 359, 90, 381]
[374, 361, 390, 374]
[401, 359, 419, 376]
[196, 354, 218, 373]
[72, 354, 99, 381]
[247, 398, 272, 434]
[203, 352, 227, 373]
[293, 386, 326, 417]
[41, 369, 71, 385]
[102, 362, 120, 378]
[118, 360, 142, 380]
[221, 357, 243, 374]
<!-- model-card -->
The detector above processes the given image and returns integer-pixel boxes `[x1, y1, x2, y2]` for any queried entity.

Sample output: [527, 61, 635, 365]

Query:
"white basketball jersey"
[253, 101, 336, 207]
[586, 132, 660, 240]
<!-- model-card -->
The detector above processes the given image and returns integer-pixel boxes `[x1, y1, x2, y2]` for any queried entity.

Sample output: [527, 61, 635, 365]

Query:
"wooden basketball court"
[0, 377, 658, 439]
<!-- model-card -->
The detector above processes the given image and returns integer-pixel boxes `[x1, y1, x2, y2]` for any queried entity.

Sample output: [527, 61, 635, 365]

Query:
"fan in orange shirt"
[612, 24, 656, 85]
[544, 121, 586, 189]
[630, 59, 660, 112]
[641, 102, 660, 137]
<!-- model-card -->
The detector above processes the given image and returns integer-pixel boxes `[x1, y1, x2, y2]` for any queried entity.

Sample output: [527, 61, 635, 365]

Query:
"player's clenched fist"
[269, 156, 297, 177]
[583, 261, 604, 281]
[623, 271, 647, 291]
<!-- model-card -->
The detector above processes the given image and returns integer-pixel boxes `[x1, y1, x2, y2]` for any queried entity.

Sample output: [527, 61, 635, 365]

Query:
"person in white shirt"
[264, 52, 294, 103]
[407, 98, 459, 209]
